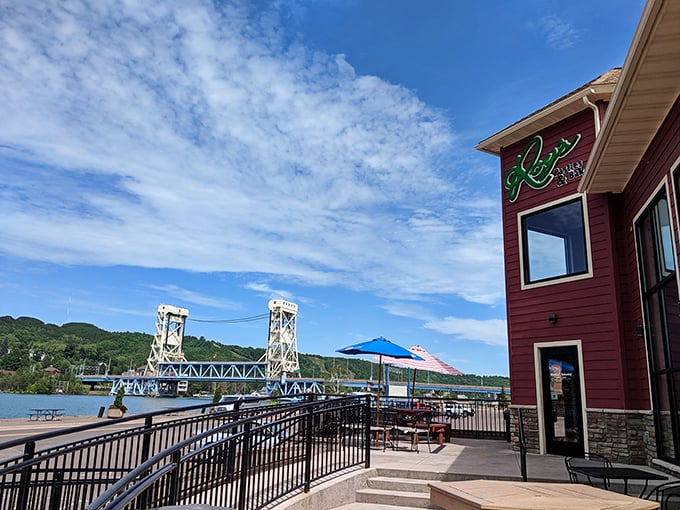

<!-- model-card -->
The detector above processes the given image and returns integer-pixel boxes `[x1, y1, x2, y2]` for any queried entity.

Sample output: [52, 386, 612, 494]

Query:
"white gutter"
[582, 89, 601, 136]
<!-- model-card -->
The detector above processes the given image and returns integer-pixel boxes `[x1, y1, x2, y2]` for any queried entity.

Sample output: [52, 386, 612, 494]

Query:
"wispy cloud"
[424, 316, 507, 347]
[145, 284, 242, 311]
[535, 15, 581, 50]
[383, 300, 507, 347]
[244, 282, 296, 302]
[0, 1, 504, 309]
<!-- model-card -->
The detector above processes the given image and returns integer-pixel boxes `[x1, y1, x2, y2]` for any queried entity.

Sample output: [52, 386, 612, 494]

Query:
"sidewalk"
[369, 437, 569, 482]
[276, 438, 676, 510]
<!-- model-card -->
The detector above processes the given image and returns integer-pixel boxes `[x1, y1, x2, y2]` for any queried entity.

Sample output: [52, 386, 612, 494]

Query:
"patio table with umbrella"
[378, 344, 463, 404]
[336, 336, 424, 412]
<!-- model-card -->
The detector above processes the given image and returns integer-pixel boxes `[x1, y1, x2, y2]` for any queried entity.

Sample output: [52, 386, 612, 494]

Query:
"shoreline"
[0, 412, 192, 461]
[0, 413, 104, 427]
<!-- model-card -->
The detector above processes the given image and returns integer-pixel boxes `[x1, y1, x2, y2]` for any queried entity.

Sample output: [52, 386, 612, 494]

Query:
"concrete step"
[355, 488, 432, 508]
[367, 476, 431, 493]
[334, 504, 431, 510]
[335, 503, 433, 510]
[374, 467, 464, 482]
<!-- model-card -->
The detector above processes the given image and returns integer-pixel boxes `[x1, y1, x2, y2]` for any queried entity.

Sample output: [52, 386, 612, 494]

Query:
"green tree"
[112, 385, 126, 409]
[29, 376, 55, 394]
[212, 386, 222, 404]
[498, 386, 510, 408]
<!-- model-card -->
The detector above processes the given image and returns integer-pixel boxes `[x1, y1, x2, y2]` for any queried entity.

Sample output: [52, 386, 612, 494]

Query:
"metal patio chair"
[645, 480, 680, 509]
[564, 452, 612, 489]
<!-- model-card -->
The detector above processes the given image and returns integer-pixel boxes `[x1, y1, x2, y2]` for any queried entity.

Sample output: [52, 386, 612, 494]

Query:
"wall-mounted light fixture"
[636, 324, 644, 337]
[548, 313, 558, 324]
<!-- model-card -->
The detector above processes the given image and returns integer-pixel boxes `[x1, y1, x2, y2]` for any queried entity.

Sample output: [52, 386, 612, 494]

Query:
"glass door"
[540, 345, 584, 456]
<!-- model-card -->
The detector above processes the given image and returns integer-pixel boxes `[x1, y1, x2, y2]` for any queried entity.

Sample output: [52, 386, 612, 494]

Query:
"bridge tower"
[145, 304, 189, 376]
[262, 299, 300, 380]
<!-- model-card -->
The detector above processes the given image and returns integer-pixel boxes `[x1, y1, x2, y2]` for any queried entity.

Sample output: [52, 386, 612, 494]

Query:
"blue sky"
[0, 1, 644, 376]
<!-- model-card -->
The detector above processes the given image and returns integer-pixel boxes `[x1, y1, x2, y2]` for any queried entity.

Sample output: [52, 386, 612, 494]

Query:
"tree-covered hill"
[0, 315, 509, 393]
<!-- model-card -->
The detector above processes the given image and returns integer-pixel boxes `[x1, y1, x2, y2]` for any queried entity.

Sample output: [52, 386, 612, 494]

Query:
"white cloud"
[0, 0, 504, 307]
[145, 284, 242, 311]
[382, 300, 506, 348]
[536, 15, 581, 50]
[424, 316, 507, 347]
[244, 282, 296, 302]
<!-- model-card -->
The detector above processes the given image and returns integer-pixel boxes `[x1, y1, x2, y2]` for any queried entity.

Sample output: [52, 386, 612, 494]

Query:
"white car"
[443, 403, 476, 418]
[214, 394, 264, 413]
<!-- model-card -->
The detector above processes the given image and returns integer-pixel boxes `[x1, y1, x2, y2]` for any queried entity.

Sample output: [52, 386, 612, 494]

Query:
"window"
[637, 187, 680, 463]
[521, 197, 588, 285]
[655, 197, 674, 276]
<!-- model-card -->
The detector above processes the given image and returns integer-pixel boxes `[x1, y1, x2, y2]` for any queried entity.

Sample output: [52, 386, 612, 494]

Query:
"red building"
[477, 0, 680, 468]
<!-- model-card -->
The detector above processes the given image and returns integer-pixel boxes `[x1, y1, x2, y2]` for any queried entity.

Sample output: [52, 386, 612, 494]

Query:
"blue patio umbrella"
[336, 336, 423, 409]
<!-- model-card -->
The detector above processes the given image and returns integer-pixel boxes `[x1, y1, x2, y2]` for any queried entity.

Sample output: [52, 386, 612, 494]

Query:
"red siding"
[501, 95, 680, 413]
[501, 108, 627, 409]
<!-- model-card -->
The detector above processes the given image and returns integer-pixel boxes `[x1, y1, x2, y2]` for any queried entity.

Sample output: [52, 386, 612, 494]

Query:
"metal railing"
[0, 395, 370, 510]
[386, 397, 510, 440]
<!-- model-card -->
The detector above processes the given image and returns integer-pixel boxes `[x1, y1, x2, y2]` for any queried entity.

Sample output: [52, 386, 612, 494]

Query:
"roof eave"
[579, 0, 680, 194]
[475, 85, 616, 157]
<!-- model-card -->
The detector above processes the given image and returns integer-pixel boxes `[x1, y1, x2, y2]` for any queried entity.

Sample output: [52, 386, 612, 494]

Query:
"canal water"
[0, 393, 211, 420]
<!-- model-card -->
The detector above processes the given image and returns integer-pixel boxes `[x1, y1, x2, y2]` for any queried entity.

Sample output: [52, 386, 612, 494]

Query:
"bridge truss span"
[156, 361, 267, 382]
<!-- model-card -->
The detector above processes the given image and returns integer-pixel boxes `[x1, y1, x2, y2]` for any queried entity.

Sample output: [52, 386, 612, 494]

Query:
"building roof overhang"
[475, 71, 619, 157]
[579, 0, 680, 194]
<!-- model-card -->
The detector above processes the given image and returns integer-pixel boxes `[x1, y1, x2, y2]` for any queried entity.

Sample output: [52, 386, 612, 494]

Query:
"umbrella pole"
[407, 368, 411, 408]
[411, 368, 417, 405]
[377, 355, 382, 416]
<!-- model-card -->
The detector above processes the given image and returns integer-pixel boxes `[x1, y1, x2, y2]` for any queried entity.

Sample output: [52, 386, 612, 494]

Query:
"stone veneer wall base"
[507, 406, 657, 466]
[586, 409, 655, 465]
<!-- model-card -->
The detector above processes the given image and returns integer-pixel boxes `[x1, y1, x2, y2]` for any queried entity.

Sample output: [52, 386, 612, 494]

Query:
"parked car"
[214, 394, 264, 413]
[442, 403, 475, 418]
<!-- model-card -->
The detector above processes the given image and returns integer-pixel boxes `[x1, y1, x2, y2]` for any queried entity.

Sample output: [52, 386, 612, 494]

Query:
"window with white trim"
[521, 197, 588, 285]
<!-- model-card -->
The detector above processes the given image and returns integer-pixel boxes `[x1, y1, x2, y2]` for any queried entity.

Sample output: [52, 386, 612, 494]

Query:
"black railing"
[386, 397, 509, 440]
[0, 395, 370, 510]
[518, 407, 527, 482]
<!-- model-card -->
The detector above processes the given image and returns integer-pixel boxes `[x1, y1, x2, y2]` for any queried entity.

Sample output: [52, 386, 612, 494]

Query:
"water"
[0, 393, 212, 420]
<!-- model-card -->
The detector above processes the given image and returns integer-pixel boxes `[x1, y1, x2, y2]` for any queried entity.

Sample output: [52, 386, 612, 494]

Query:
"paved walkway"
[276, 438, 677, 510]
[369, 437, 569, 482]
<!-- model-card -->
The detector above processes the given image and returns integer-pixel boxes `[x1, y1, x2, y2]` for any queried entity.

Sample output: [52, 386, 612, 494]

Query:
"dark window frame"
[520, 196, 590, 286]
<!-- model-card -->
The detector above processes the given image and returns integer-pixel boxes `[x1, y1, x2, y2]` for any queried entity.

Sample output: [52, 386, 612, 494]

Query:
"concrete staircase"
[334, 474, 441, 510]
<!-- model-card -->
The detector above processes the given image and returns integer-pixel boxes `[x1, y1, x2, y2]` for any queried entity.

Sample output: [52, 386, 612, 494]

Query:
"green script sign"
[503, 133, 581, 202]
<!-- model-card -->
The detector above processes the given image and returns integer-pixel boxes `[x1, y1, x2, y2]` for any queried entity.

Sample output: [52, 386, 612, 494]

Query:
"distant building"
[43, 365, 61, 376]
[477, 0, 680, 466]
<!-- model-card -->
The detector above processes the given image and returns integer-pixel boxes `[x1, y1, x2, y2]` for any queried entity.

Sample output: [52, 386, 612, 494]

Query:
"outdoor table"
[389, 408, 450, 443]
[28, 408, 65, 421]
[569, 466, 668, 497]
[429, 479, 660, 510]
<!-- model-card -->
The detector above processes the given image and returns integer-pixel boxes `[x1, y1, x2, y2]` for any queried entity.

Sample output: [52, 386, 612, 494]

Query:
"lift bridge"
[81, 300, 324, 397]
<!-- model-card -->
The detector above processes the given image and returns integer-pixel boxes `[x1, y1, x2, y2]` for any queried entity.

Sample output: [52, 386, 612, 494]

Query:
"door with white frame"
[539, 344, 585, 456]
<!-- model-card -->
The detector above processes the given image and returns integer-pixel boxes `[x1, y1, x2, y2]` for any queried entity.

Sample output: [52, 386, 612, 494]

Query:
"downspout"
[582, 88, 601, 135]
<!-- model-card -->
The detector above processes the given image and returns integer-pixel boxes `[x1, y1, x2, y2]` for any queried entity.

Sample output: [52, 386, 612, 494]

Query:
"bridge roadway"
[79, 361, 507, 396]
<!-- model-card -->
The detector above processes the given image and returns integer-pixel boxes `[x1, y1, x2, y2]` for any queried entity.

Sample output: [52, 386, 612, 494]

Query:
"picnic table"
[28, 408, 65, 421]
[429, 479, 660, 510]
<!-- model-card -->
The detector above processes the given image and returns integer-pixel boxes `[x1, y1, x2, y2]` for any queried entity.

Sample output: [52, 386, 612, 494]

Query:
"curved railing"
[0, 395, 371, 510]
